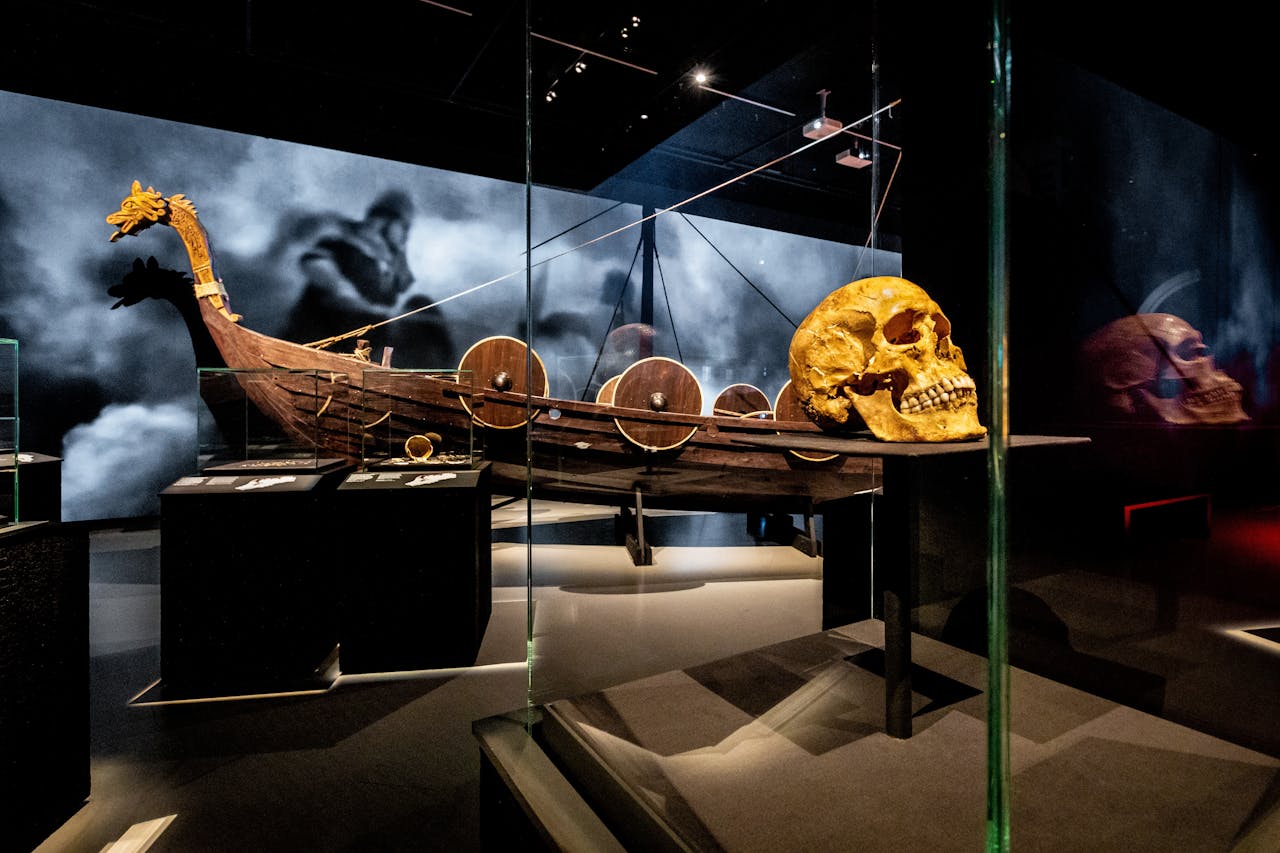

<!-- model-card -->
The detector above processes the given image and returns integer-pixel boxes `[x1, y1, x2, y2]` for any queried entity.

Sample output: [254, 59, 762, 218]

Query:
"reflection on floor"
[536, 625, 1280, 851]
[32, 499, 1280, 851]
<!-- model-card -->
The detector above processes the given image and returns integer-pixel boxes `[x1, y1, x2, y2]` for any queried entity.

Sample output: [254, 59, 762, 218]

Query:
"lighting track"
[530, 32, 659, 75]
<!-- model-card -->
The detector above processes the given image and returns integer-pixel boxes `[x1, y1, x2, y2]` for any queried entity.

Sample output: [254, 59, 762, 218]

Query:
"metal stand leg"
[803, 503, 819, 558]
[884, 580, 913, 739]
[617, 488, 653, 566]
[746, 500, 822, 557]
[880, 457, 919, 739]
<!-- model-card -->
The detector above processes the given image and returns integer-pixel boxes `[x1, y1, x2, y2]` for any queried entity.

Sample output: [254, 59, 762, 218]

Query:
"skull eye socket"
[1173, 339, 1210, 361]
[883, 311, 922, 345]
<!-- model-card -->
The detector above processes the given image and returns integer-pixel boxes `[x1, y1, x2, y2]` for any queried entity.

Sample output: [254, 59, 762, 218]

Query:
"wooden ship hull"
[196, 295, 879, 510]
[108, 182, 880, 511]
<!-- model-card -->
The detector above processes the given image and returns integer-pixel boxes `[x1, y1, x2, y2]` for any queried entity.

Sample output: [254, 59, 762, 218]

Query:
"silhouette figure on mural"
[280, 190, 455, 368]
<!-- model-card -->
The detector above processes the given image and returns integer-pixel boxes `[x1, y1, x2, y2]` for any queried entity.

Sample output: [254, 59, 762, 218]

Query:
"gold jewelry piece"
[404, 434, 435, 462]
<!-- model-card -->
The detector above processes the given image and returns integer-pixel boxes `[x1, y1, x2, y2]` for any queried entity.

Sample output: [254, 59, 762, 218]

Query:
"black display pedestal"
[152, 471, 342, 699]
[738, 432, 1089, 738]
[0, 520, 89, 852]
[0, 451, 61, 524]
[334, 463, 492, 674]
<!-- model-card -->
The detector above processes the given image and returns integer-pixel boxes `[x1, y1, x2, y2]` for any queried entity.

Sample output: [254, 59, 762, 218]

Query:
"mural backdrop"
[0, 90, 895, 521]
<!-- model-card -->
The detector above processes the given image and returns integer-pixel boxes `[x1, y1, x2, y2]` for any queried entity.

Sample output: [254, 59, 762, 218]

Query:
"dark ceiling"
[4, 1, 893, 241]
[2, 1, 1273, 248]
[1015, 3, 1275, 161]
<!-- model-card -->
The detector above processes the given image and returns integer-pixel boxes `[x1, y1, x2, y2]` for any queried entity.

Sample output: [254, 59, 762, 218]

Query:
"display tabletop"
[161, 472, 330, 495]
[0, 451, 62, 468]
[337, 463, 487, 492]
[730, 432, 1089, 457]
[202, 457, 348, 475]
[0, 519, 49, 540]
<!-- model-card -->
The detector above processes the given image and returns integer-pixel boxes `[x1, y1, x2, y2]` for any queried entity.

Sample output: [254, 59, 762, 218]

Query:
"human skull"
[1079, 313, 1248, 425]
[788, 276, 986, 442]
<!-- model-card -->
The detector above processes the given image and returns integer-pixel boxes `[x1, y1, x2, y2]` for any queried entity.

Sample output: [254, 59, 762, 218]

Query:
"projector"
[835, 148, 872, 169]
[802, 116, 844, 139]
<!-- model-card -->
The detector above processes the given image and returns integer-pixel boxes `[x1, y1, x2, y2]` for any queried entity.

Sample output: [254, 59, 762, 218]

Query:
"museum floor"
[28, 500, 1280, 852]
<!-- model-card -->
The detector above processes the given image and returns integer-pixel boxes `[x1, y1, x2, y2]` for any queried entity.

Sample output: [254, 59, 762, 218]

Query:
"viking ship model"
[104, 181, 983, 516]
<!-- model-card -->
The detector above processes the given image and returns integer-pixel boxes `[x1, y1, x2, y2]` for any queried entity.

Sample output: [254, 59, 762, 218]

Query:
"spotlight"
[802, 89, 842, 139]
[835, 147, 871, 168]
[803, 116, 843, 139]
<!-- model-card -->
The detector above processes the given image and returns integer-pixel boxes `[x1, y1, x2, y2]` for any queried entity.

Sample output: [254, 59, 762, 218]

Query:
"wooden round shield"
[457, 336, 549, 429]
[596, 374, 621, 405]
[712, 382, 771, 417]
[774, 380, 838, 462]
[612, 357, 703, 450]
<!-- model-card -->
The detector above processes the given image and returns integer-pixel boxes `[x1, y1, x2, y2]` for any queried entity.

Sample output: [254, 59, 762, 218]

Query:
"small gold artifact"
[404, 434, 435, 462]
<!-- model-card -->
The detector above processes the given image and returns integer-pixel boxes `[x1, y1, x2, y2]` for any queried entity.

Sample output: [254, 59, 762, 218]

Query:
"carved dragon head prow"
[106, 180, 197, 242]
[105, 180, 239, 322]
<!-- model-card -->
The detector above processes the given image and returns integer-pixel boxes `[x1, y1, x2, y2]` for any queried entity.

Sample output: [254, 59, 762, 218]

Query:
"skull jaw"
[1138, 381, 1249, 425]
[852, 390, 988, 442]
[800, 391, 868, 432]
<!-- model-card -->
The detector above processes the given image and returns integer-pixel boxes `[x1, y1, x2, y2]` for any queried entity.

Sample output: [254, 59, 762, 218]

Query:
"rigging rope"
[530, 200, 625, 253]
[580, 236, 643, 400]
[305, 99, 903, 353]
[850, 147, 904, 281]
[678, 213, 798, 329]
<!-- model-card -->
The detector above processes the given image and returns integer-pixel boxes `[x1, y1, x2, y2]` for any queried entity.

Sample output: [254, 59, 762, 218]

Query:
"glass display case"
[196, 367, 355, 474]
[525, 0, 899, 713]
[0, 338, 16, 526]
[480, 4, 1280, 851]
[357, 368, 479, 470]
[486, 2, 950, 848]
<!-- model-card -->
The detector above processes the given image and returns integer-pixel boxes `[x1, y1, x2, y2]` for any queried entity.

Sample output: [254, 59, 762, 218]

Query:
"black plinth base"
[0, 521, 89, 851]
[0, 452, 62, 523]
[334, 463, 492, 674]
[159, 472, 340, 692]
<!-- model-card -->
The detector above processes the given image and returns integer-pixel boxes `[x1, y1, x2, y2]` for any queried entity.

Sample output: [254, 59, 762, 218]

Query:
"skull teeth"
[1182, 384, 1240, 407]
[899, 376, 976, 414]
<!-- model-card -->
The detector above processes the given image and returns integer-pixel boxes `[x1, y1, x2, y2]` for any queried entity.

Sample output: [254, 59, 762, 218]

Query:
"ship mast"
[639, 204, 656, 359]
